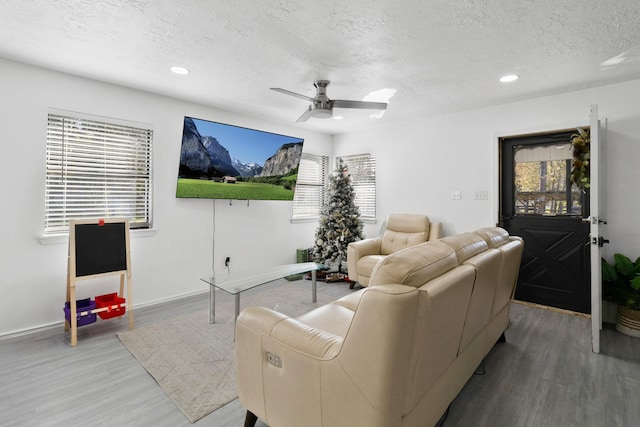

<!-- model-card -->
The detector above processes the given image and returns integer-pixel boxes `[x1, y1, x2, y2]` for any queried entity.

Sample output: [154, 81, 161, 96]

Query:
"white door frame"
[590, 104, 602, 354]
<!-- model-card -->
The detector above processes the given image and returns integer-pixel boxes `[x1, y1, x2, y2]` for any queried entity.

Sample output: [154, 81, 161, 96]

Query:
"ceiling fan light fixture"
[311, 108, 332, 119]
[500, 74, 519, 83]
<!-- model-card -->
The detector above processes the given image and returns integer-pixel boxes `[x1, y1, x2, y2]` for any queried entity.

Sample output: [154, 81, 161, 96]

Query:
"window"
[292, 153, 328, 221]
[45, 112, 153, 234]
[341, 153, 376, 222]
[513, 143, 582, 215]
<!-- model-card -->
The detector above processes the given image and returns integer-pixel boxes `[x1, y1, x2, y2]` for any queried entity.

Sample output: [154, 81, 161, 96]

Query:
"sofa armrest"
[271, 318, 343, 359]
[236, 307, 343, 359]
[235, 305, 289, 335]
[235, 306, 346, 424]
[347, 238, 383, 282]
[349, 237, 383, 258]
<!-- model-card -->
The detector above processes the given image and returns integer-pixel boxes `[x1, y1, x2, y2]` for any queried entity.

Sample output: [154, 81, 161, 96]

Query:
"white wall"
[0, 58, 332, 336]
[3, 55, 639, 336]
[334, 79, 640, 261]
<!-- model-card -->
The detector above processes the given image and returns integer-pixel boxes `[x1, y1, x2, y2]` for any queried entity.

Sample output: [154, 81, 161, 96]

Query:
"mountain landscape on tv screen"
[176, 117, 304, 200]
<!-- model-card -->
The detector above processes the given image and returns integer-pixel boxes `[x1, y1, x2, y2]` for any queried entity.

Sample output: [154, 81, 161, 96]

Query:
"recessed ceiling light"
[171, 66, 190, 75]
[500, 74, 519, 83]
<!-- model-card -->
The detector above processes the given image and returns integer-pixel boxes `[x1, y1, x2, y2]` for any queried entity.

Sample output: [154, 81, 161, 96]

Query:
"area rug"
[117, 279, 349, 423]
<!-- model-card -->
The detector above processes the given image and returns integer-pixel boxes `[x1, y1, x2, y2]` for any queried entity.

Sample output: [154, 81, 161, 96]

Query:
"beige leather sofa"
[346, 213, 443, 287]
[235, 227, 523, 427]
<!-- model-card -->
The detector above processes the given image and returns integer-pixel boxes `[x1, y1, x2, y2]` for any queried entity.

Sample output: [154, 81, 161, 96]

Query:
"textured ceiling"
[1, 0, 640, 134]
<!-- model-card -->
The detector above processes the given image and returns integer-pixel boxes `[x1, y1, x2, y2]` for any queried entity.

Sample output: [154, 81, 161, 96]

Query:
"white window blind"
[341, 153, 376, 222]
[45, 113, 153, 234]
[292, 153, 328, 221]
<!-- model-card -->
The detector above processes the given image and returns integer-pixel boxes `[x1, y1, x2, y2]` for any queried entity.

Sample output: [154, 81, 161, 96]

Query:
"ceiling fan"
[270, 80, 388, 123]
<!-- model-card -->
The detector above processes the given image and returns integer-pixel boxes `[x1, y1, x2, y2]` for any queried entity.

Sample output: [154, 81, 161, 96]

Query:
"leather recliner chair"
[347, 213, 443, 286]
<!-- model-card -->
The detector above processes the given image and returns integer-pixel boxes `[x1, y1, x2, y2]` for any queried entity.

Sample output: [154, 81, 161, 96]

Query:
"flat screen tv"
[176, 116, 304, 200]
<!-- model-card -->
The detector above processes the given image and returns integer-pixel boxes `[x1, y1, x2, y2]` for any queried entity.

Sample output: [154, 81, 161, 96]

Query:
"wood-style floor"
[1, 283, 639, 427]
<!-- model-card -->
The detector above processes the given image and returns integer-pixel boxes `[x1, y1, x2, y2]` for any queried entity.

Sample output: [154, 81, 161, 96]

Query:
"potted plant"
[602, 254, 640, 338]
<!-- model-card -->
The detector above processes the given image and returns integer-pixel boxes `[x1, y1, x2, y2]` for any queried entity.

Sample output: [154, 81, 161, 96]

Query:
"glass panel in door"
[513, 143, 583, 216]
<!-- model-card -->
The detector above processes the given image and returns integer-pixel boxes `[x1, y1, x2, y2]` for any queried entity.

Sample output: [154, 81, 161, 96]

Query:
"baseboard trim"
[0, 288, 210, 341]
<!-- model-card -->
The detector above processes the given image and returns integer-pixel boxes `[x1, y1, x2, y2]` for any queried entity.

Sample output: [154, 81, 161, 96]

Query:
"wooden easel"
[65, 218, 134, 346]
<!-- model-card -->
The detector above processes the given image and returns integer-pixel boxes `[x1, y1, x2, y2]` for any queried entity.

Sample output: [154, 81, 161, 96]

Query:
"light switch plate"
[474, 190, 488, 200]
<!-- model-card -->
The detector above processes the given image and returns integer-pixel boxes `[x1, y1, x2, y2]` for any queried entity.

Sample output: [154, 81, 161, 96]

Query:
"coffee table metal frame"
[200, 262, 323, 324]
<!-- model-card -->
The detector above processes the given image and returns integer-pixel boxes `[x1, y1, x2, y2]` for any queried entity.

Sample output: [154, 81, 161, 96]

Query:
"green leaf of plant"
[602, 258, 617, 282]
[615, 253, 634, 277]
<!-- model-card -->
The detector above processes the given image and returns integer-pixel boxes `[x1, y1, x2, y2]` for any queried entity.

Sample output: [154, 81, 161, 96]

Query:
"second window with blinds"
[341, 153, 376, 223]
[292, 153, 376, 223]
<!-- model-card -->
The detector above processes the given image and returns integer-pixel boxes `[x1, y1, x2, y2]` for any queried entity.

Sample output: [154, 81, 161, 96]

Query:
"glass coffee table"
[200, 262, 324, 324]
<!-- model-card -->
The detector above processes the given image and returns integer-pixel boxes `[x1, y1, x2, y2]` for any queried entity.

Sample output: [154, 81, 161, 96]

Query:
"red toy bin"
[95, 293, 126, 319]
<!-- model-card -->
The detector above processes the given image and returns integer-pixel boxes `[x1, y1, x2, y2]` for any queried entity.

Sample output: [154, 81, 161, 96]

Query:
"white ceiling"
[2, 0, 640, 135]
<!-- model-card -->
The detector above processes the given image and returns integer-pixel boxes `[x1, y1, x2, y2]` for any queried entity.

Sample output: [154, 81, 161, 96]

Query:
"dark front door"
[501, 131, 591, 314]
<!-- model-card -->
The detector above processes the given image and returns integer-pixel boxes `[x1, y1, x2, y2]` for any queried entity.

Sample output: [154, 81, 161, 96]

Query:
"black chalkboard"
[74, 222, 128, 277]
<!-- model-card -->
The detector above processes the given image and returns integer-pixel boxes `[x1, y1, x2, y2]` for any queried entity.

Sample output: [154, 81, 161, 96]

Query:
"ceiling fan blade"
[271, 87, 315, 102]
[296, 107, 314, 123]
[332, 99, 388, 110]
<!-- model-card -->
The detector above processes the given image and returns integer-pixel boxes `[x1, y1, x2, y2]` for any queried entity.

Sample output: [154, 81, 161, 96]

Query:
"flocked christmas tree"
[312, 157, 364, 273]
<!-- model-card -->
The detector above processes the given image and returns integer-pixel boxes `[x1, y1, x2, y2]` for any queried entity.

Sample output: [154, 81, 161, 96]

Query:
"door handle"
[592, 236, 610, 247]
[583, 216, 608, 225]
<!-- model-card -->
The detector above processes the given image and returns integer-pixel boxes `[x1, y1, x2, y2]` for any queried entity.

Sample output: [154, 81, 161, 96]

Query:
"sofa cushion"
[369, 241, 458, 288]
[439, 233, 488, 264]
[473, 227, 510, 248]
[403, 264, 476, 413]
[380, 214, 430, 255]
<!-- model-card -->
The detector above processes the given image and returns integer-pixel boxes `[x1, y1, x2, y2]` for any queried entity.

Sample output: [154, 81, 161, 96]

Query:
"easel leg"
[126, 274, 134, 330]
[119, 274, 125, 298]
[70, 286, 77, 347]
[64, 279, 71, 332]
